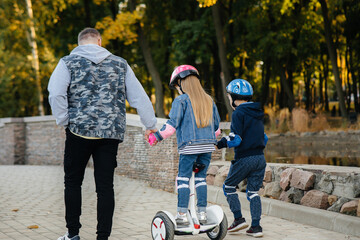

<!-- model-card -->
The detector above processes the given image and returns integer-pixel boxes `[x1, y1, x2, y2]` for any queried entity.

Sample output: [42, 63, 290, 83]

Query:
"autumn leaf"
[197, 0, 217, 8]
[27, 225, 39, 229]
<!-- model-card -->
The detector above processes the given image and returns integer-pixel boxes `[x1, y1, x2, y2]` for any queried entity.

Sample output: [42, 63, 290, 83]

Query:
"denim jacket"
[166, 94, 220, 149]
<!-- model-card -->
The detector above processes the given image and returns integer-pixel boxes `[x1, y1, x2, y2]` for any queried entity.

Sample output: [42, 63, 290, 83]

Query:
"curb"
[207, 185, 360, 237]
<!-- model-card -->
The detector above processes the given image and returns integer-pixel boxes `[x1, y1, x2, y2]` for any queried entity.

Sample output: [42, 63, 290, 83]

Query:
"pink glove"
[148, 133, 157, 146]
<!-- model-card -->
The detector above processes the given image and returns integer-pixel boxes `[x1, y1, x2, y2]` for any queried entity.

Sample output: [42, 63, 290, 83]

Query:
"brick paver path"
[0, 165, 359, 240]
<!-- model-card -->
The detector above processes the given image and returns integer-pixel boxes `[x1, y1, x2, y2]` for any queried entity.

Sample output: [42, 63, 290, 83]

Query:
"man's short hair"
[78, 28, 101, 45]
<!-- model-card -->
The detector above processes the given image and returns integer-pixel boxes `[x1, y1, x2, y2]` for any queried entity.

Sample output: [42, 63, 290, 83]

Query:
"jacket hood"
[236, 102, 264, 119]
[70, 44, 111, 64]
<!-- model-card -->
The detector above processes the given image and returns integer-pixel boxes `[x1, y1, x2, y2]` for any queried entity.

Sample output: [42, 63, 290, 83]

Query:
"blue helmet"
[226, 79, 253, 97]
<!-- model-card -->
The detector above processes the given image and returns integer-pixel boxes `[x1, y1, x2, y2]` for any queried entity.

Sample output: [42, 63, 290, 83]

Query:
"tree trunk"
[319, 71, 324, 109]
[345, 47, 351, 111]
[212, 2, 233, 118]
[321, 54, 330, 111]
[83, 0, 91, 26]
[25, 0, 44, 116]
[304, 67, 311, 110]
[319, 0, 347, 118]
[128, 0, 165, 118]
[280, 65, 295, 111]
[349, 46, 359, 113]
[260, 60, 271, 108]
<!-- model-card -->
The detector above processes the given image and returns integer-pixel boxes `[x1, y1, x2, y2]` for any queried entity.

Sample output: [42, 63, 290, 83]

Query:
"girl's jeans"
[177, 152, 211, 213]
[64, 128, 119, 240]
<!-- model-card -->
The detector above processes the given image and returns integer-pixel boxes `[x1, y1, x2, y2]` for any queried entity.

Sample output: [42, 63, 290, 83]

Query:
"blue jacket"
[231, 102, 265, 159]
[166, 94, 220, 149]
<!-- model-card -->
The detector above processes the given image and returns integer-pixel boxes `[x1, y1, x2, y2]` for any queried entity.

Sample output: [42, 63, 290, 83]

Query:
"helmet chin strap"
[178, 80, 185, 94]
[232, 100, 237, 108]
[229, 94, 237, 108]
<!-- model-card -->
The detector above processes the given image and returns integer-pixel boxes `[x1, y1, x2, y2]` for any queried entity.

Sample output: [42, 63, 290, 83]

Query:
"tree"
[24, 0, 44, 116]
[96, 0, 166, 117]
[128, 0, 165, 118]
[319, 0, 347, 117]
[211, 1, 233, 117]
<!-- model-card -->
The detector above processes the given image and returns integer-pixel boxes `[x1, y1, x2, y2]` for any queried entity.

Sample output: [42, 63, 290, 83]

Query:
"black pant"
[64, 128, 119, 240]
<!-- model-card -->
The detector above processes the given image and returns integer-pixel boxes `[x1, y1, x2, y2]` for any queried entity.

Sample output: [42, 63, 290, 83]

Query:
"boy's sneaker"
[227, 218, 249, 232]
[197, 211, 207, 224]
[175, 212, 189, 226]
[57, 233, 80, 240]
[246, 226, 263, 238]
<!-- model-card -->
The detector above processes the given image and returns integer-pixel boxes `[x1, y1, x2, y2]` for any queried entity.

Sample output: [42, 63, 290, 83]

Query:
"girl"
[149, 65, 221, 225]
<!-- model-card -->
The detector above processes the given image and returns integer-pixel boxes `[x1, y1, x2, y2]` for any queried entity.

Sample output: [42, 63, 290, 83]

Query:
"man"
[48, 28, 157, 240]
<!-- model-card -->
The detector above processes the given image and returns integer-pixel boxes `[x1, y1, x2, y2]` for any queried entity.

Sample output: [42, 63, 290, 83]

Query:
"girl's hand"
[148, 133, 158, 146]
[145, 129, 158, 141]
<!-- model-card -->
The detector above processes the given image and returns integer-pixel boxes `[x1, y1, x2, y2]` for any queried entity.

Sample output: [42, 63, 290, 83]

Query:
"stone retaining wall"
[1, 114, 360, 205]
[0, 114, 221, 192]
[207, 161, 360, 217]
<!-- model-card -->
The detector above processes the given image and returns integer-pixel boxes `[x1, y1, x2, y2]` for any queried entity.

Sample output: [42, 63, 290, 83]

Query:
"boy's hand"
[216, 132, 242, 149]
[216, 137, 227, 149]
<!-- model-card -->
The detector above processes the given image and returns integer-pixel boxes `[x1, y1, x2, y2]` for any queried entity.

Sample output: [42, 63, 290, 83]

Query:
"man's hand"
[145, 129, 158, 141]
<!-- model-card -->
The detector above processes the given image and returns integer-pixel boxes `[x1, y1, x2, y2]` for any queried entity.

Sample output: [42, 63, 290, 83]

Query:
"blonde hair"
[180, 75, 213, 128]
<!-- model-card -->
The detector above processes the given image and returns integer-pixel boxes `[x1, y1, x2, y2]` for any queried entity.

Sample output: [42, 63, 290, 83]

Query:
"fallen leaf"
[27, 225, 39, 229]
[12, 209, 19, 212]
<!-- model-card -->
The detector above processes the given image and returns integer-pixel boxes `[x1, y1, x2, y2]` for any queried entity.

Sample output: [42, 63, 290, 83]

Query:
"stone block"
[328, 195, 338, 206]
[263, 165, 272, 183]
[286, 187, 304, 204]
[206, 175, 215, 185]
[290, 169, 315, 190]
[213, 166, 229, 187]
[258, 188, 265, 197]
[340, 200, 359, 216]
[273, 166, 286, 182]
[279, 190, 291, 203]
[332, 173, 359, 198]
[315, 173, 334, 194]
[327, 197, 351, 212]
[207, 165, 219, 176]
[264, 182, 282, 199]
[218, 165, 230, 177]
[280, 167, 296, 191]
[300, 190, 329, 209]
[239, 179, 247, 192]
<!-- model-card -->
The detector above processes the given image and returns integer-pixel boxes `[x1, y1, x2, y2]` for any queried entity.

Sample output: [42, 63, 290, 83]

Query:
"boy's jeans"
[224, 155, 266, 226]
[177, 152, 211, 213]
[64, 128, 119, 240]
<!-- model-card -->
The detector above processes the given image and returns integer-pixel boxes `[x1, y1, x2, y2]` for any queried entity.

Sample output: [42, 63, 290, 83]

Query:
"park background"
[1, 0, 360, 123]
[1, 0, 360, 166]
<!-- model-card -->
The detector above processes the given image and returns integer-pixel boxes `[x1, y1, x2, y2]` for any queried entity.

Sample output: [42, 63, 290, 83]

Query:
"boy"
[216, 79, 268, 238]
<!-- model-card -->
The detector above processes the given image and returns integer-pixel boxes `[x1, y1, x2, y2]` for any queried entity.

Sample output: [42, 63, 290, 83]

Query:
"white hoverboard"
[151, 163, 228, 240]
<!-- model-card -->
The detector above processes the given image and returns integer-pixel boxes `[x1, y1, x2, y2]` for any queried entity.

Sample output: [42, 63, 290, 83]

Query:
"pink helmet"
[169, 65, 200, 89]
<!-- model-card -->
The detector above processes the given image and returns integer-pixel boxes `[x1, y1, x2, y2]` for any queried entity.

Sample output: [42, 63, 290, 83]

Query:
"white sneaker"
[57, 233, 80, 240]
[197, 211, 207, 224]
[175, 212, 189, 226]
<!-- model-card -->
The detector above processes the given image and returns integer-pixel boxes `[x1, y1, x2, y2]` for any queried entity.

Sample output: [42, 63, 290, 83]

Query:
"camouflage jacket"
[62, 54, 127, 140]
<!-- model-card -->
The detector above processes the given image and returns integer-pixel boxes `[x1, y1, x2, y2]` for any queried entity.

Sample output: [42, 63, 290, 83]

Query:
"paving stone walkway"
[0, 165, 359, 240]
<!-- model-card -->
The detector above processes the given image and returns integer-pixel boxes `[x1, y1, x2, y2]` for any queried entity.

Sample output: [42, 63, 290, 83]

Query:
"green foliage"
[170, 13, 214, 65]
[1, 0, 360, 119]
